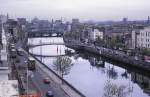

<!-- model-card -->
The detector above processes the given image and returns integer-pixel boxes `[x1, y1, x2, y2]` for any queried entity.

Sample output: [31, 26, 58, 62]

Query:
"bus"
[28, 57, 36, 70]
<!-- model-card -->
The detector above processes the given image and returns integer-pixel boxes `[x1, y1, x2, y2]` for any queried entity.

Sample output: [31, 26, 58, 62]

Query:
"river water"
[28, 37, 150, 97]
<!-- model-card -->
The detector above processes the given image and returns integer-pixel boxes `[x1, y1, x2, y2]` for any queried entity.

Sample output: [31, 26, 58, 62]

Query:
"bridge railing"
[28, 42, 64, 48]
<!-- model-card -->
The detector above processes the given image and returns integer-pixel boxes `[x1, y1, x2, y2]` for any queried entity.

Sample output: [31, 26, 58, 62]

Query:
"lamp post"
[24, 60, 29, 96]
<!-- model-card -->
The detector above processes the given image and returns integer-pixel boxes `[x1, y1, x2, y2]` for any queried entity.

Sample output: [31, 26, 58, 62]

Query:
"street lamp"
[24, 60, 29, 96]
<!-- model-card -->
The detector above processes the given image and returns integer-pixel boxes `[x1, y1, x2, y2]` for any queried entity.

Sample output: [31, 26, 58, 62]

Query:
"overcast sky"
[0, 0, 150, 21]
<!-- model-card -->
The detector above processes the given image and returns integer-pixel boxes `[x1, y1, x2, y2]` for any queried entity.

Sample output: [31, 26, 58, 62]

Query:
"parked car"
[15, 57, 20, 63]
[43, 77, 50, 84]
[46, 90, 53, 97]
[17, 48, 24, 56]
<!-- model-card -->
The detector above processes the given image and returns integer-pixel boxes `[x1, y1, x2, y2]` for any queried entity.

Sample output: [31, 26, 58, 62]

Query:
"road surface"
[16, 45, 69, 97]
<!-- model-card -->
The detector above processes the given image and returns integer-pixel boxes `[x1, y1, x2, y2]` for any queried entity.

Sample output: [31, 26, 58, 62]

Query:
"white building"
[0, 80, 19, 97]
[0, 21, 19, 97]
[90, 29, 103, 41]
[1, 22, 7, 61]
[0, 15, 7, 23]
[132, 27, 150, 48]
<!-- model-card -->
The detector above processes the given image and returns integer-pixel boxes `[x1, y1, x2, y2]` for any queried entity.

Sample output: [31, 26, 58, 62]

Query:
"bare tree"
[107, 66, 118, 79]
[53, 56, 73, 83]
[103, 80, 132, 97]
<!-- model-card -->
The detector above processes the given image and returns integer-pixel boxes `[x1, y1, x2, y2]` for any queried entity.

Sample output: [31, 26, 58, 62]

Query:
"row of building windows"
[140, 31, 150, 36]
[139, 43, 150, 48]
[137, 38, 150, 42]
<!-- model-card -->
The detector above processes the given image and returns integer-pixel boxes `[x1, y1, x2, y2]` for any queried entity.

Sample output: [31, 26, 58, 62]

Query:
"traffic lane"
[15, 53, 48, 97]
[35, 65, 69, 97]
[16, 55, 47, 96]
[18, 49, 69, 97]
[32, 69, 53, 97]
[16, 51, 51, 97]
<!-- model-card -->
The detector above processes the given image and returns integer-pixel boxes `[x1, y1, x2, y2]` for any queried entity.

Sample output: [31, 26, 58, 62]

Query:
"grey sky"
[1, 0, 150, 21]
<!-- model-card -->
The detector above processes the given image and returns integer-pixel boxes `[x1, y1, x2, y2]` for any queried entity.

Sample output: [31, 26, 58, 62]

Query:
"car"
[46, 90, 53, 97]
[16, 58, 20, 63]
[17, 48, 24, 56]
[43, 77, 50, 84]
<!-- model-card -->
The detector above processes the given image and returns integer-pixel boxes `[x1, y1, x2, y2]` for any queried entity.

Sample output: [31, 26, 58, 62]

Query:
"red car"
[43, 77, 50, 84]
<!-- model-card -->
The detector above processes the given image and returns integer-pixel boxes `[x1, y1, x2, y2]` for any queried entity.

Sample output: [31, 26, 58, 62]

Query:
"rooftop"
[0, 80, 19, 97]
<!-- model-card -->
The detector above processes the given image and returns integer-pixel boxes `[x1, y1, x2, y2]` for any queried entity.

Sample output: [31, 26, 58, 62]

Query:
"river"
[28, 37, 150, 97]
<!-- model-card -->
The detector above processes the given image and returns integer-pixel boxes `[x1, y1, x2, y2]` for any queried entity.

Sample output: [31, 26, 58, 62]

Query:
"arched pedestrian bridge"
[30, 53, 66, 57]
[28, 42, 64, 48]
[29, 52, 75, 58]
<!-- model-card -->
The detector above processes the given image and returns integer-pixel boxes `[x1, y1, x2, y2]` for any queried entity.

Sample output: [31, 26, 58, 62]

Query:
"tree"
[107, 66, 118, 79]
[53, 56, 73, 83]
[140, 48, 150, 56]
[103, 80, 132, 97]
[95, 36, 105, 46]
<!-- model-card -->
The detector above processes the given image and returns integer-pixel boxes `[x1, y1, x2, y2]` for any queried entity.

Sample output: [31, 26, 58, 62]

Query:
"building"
[147, 16, 150, 24]
[28, 18, 67, 37]
[72, 18, 79, 24]
[66, 22, 71, 32]
[0, 19, 19, 97]
[0, 21, 9, 80]
[53, 20, 66, 34]
[124, 33, 132, 49]
[27, 18, 52, 36]
[17, 18, 27, 25]
[122, 17, 128, 24]
[132, 26, 150, 49]
[17, 18, 28, 48]
[0, 80, 19, 97]
[81, 27, 92, 42]
[0, 15, 7, 23]
[5, 19, 20, 41]
[71, 19, 81, 33]
[0, 20, 2, 44]
[89, 28, 104, 41]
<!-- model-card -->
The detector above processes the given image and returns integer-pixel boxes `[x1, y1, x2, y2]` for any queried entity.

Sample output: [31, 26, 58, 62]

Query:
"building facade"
[132, 27, 150, 49]
[89, 28, 103, 41]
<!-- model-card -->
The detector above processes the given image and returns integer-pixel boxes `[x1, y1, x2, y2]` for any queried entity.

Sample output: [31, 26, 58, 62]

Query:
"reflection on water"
[131, 72, 150, 96]
[29, 38, 150, 97]
[103, 80, 132, 97]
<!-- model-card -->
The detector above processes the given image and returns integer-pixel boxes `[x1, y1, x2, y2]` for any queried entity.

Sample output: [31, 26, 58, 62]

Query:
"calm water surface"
[29, 37, 150, 97]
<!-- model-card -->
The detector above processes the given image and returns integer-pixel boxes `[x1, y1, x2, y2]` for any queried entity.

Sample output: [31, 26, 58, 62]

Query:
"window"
[146, 32, 148, 36]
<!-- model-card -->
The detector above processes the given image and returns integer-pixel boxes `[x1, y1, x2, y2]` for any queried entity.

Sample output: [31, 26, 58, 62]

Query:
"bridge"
[28, 42, 64, 48]
[28, 31, 64, 38]
[30, 53, 67, 57]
